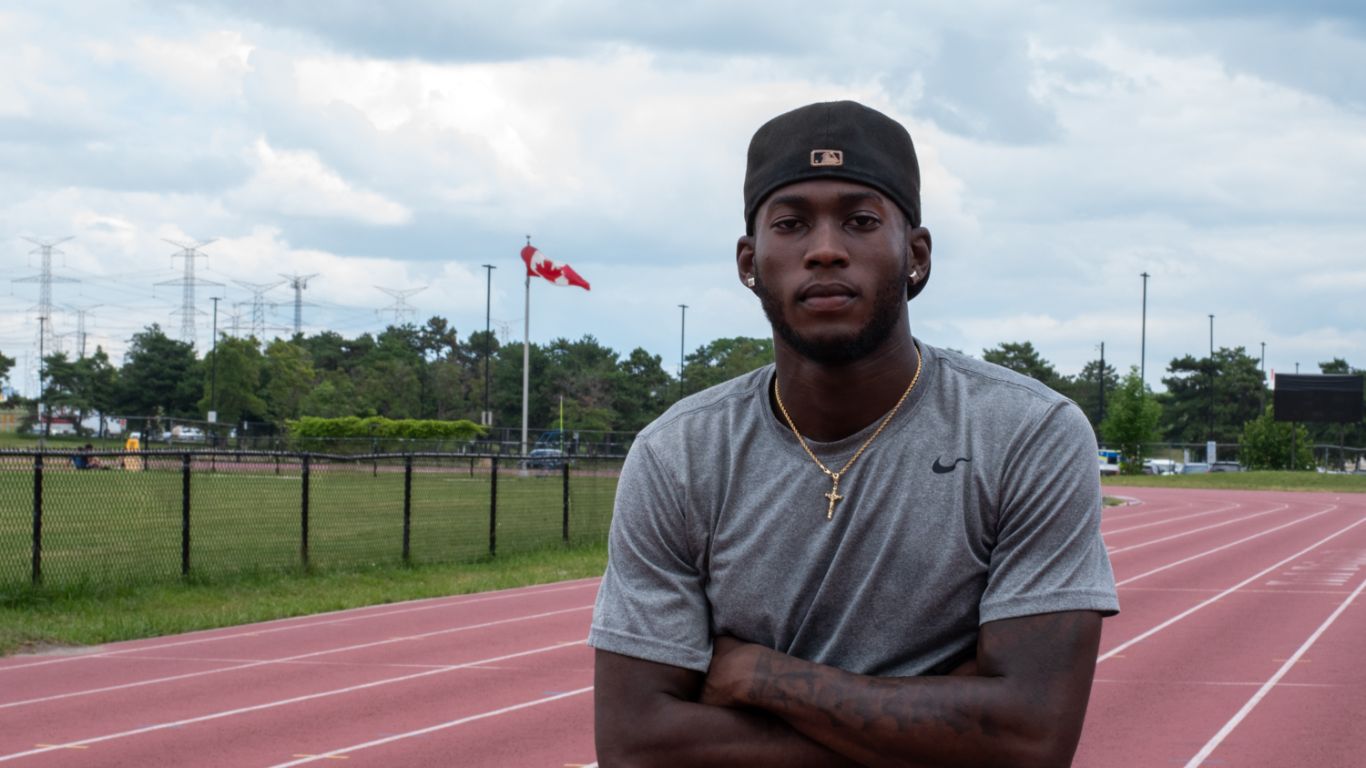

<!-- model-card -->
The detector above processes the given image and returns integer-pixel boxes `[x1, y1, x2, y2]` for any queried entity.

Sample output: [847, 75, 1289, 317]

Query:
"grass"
[1, 457, 619, 591]
[1103, 470, 1366, 494]
[0, 543, 608, 657]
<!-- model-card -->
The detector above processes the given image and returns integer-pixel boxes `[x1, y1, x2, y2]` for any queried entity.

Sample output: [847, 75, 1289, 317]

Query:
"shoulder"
[634, 365, 773, 448]
[927, 345, 1072, 409]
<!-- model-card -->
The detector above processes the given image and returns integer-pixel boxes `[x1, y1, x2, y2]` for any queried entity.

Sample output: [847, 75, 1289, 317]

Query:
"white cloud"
[227, 139, 411, 225]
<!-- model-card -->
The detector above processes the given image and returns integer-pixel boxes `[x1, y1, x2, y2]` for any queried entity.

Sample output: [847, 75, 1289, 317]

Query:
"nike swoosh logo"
[931, 457, 971, 474]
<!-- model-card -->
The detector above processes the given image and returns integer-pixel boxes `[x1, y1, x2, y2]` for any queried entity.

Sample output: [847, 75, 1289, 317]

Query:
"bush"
[286, 416, 486, 452]
[1239, 406, 1314, 470]
[1100, 367, 1163, 474]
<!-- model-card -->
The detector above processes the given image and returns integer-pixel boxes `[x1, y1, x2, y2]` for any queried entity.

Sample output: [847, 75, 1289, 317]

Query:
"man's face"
[740, 179, 928, 365]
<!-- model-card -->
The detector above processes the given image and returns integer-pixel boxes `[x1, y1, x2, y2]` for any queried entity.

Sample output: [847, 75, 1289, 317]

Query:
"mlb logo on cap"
[810, 149, 844, 167]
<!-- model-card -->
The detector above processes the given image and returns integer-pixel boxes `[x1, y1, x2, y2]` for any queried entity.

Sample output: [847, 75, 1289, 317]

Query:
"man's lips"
[798, 282, 857, 311]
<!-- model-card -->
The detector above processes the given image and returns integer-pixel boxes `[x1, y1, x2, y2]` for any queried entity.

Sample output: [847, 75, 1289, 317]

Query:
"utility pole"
[1259, 341, 1267, 411]
[38, 316, 47, 444]
[209, 297, 221, 426]
[1139, 272, 1149, 388]
[678, 304, 689, 400]
[482, 264, 496, 427]
[1207, 314, 1215, 443]
[1098, 341, 1106, 426]
[14, 236, 77, 387]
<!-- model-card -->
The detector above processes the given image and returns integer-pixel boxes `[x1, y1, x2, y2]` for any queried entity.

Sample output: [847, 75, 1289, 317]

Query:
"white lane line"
[1100, 516, 1366, 663]
[1104, 502, 1242, 536]
[0, 639, 586, 763]
[1115, 506, 1337, 586]
[0, 579, 599, 673]
[1181, 573, 1366, 768]
[266, 685, 596, 767]
[1108, 504, 1289, 555]
[0, 606, 591, 710]
[1101, 497, 1195, 523]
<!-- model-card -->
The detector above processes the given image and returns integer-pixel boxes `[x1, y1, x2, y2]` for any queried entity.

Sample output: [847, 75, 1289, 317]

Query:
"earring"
[909, 270, 918, 281]
[746, 275, 756, 287]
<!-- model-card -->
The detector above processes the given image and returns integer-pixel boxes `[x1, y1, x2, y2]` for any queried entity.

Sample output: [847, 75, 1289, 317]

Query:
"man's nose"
[802, 220, 850, 269]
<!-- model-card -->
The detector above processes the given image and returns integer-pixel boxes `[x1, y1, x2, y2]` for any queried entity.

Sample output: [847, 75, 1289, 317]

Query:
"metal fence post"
[31, 453, 43, 586]
[402, 454, 413, 563]
[562, 461, 570, 545]
[301, 453, 311, 569]
[489, 455, 498, 557]
[181, 453, 192, 577]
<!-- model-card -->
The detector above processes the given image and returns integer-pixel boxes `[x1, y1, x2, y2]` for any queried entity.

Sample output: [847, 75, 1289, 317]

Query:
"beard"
[754, 273, 908, 366]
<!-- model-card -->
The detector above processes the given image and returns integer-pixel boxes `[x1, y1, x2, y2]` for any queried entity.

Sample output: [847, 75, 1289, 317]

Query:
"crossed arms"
[594, 610, 1102, 768]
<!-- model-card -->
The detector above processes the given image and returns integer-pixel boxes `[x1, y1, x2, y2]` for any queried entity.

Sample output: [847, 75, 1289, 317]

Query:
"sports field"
[0, 454, 619, 590]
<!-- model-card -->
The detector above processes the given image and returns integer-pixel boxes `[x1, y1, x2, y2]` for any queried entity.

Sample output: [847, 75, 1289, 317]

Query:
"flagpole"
[521, 236, 532, 460]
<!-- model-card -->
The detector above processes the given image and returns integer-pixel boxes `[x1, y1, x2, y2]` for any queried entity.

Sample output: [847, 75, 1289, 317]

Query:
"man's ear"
[736, 235, 756, 290]
[906, 225, 932, 300]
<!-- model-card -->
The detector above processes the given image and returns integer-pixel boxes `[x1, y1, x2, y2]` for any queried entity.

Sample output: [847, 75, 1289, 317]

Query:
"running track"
[1, 488, 1363, 766]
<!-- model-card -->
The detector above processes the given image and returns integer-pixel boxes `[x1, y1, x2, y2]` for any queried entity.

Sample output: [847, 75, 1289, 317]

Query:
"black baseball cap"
[744, 100, 928, 299]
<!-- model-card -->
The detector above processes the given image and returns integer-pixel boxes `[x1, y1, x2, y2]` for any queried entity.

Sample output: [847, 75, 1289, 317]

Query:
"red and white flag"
[521, 243, 590, 291]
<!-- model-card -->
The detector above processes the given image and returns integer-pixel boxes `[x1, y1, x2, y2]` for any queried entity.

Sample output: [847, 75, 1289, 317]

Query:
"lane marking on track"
[265, 684, 595, 767]
[1114, 506, 1337, 587]
[1108, 504, 1289, 555]
[1104, 502, 1243, 536]
[0, 639, 586, 763]
[33, 745, 87, 750]
[1100, 516, 1366, 662]
[292, 756, 348, 760]
[1181, 571, 1366, 768]
[0, 605, 591, 710]
[0, 579, 600, 674]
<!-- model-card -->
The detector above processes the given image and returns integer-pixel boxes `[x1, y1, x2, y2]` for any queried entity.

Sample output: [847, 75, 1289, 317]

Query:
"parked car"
[1180, 462, 1211, 474]
[1209, 461, 1243, 473]
[525, 448, 567, 469]
[1143, 459, 1177, 475]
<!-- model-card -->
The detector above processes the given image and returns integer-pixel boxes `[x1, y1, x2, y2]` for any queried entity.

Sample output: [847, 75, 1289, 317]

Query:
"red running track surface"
[1, 488, 1363, 767]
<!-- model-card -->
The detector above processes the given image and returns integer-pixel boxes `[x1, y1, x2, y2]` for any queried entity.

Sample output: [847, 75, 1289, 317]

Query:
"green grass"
[0, 458, 619, 591]
[1103, 470, 1366, 493]
[0, 543, 608, 657]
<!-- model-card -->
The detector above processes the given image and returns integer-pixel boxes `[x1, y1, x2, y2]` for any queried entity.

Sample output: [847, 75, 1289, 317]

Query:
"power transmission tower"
[234, 279, 285, 340]
[66, 304, 102, 358]
[280, 273, 319, 336]
[12, 236, 77, 373]
[157, 239, 223, 346]
[376, 286, 426, 326]
[226, 305, 246, 338]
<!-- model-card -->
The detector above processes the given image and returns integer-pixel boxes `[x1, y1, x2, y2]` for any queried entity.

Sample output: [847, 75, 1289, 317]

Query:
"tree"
[682, 337, 774, 396]
[199, 336, 266, 425]
[614, 348, 672, 431]
[116, 325, 202, 418]
[1158, 347, 1265, 444]
[1240, 406, 1314, 470]
[261, 339, 316, 423]
[1063, 357, 1119, 432]
[0, 348, 14, 387]
[982, 341, 1065, 391]
[1100, 367, 1163, 473]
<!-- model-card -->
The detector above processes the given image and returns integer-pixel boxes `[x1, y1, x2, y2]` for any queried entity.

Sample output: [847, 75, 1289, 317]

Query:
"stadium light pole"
[1207, 314, 1215, 444]
[37, 316, 46, 446]
[678, 304, 688, 400]
[1140, 272, 1149, 388]
[1260, 341, 1266, 411]
[481, 264, 496, 427]
[209, 297, 220, 419]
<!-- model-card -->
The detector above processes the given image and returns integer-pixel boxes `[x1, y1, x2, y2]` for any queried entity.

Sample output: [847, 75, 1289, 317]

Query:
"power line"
[375, 285, 426, 326]
[234, 279, 285, 340]
[156, 239, 223, 346]
[280, 273, 319, 336]
[12, 236, 78, 383]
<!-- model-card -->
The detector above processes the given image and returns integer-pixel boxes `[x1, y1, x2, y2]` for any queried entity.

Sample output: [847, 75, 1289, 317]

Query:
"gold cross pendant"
[824, 473, 843, 520]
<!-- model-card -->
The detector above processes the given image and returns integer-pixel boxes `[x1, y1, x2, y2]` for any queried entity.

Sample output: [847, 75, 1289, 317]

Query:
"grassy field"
[1103, 470, 1366, 493]
[1, 457, 618, 592]
[0, 543, 609, 657]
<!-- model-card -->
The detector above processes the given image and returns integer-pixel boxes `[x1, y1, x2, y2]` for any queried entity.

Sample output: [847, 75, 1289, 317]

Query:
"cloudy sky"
[3, 1, 1365, 397]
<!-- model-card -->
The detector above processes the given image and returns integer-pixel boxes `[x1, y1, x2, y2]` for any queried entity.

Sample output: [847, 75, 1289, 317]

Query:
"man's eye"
[848, 214, 880, 228]
[772, 218, 804, 231]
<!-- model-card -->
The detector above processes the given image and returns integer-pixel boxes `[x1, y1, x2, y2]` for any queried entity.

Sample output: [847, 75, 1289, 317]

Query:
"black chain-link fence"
[0, 450, 621, 591]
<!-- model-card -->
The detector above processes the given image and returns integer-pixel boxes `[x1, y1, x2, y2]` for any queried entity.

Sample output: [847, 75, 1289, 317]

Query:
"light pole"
[481, 264, 496, 427]
[678, 304, 688, 400]
[209, 297, 220, 425]
[1098, 341, 1106, 426]
[37, 316, 47, 446]
[1259, 341, 1267, 411]
[1207, 314, 1215, 445]
[1140, 272, 1149, 388]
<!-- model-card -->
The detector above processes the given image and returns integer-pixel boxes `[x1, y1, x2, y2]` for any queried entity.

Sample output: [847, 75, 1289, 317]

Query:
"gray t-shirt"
[589, 342, 1119, 676]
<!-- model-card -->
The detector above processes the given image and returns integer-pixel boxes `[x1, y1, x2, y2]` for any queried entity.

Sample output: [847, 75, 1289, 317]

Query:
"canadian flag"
[521, 243, 590, 290]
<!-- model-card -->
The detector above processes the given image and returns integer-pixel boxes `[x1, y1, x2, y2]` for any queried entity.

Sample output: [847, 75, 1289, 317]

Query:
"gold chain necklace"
[773, 352, 923, 520]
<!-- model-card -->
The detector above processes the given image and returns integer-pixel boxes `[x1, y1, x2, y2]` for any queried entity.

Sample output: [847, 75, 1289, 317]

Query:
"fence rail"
[0, 450, 621, 591]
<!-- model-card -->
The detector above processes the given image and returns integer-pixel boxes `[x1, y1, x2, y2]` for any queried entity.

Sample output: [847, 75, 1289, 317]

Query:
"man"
[590, 101, 1119, 766]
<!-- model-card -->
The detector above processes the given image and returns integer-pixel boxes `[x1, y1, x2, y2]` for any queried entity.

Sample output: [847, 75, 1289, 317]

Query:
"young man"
[590, 101, 1119, 767]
